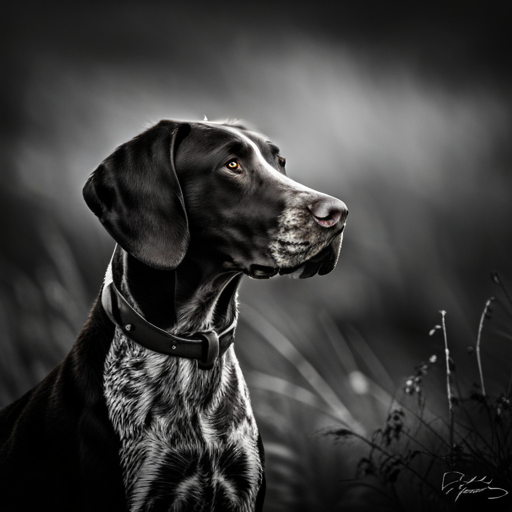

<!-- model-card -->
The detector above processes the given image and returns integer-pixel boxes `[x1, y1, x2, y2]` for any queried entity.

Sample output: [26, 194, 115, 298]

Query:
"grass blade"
[242, 304, 365, 434]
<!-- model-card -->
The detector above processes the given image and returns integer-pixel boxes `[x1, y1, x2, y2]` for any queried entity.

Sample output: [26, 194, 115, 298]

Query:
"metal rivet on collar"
[172, 345, 176, 350]
[125, 324, 133, 332]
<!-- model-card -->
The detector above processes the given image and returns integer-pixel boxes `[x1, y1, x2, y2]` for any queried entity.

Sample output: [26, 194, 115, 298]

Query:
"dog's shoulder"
[0, 297, 127, 511]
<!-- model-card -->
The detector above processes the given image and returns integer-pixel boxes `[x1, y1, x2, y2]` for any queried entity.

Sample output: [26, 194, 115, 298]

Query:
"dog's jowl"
[0, 120, 348, 512]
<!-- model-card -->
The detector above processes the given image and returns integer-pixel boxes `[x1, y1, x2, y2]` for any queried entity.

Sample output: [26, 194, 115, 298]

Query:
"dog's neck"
[111, 247, 241, 336]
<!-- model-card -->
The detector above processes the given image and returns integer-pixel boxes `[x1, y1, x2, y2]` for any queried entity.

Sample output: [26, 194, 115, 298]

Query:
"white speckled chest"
[103, 327, 262, 512]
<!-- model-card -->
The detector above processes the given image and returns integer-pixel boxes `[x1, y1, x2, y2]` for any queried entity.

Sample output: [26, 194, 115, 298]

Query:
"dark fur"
[0, 298, 126, 510]
[0, 120, 347, 511]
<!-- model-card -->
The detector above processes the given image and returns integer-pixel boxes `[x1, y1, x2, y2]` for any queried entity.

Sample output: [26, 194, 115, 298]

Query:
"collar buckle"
[196, 331, 220, 370]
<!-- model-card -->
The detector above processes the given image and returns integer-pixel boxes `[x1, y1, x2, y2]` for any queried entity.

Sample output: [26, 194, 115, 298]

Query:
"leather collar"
[101, 279, 236, 370]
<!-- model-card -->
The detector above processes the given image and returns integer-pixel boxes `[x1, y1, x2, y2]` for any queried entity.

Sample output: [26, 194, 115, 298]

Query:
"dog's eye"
[226, 159, 242, 172]
[278, 156, 286, 168]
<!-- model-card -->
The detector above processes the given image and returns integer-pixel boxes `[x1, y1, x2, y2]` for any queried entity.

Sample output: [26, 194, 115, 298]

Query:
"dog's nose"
[308, 197, 348, 228]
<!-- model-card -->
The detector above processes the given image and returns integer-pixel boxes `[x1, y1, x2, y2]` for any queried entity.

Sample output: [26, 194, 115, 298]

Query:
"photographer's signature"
[442, 472, 509, 502]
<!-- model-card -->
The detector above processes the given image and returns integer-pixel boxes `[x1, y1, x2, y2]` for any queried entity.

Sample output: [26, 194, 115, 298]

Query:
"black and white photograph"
[1, 2, 511, 511]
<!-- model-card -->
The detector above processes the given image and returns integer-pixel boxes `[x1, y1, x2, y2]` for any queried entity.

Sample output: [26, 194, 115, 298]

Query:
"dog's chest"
[104, 328, 262, 512]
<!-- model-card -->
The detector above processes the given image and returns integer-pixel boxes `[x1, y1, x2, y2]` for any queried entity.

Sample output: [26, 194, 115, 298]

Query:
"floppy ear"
[83, 120, 191, 270]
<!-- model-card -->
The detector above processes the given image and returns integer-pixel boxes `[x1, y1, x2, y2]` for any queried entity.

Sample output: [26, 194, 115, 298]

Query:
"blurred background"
[1, 1, 511, 510]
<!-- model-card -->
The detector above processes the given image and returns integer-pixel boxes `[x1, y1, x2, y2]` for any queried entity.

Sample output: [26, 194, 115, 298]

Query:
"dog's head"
[83, 120, 348, 279]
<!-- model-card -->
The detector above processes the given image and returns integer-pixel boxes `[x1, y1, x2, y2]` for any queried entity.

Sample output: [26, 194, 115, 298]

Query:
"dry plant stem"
[476, 297, 494, 397]
[336, 430, 440, 495]
[440, 310, 454, 449]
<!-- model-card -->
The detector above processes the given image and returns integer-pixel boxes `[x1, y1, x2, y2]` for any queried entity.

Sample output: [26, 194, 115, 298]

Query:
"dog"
[0, 119, 348, 511]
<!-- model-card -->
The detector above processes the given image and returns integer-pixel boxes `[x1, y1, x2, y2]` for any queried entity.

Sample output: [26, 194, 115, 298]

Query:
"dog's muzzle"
[248, 225, 345, 280]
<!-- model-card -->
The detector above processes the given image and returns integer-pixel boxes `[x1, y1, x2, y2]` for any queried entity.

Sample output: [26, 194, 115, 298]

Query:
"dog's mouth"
[247, 264, 280, 280]
[247, 227, 344, 280]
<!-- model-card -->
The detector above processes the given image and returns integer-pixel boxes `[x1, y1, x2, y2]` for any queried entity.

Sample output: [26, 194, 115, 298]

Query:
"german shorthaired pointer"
[0, 120, 348, 511]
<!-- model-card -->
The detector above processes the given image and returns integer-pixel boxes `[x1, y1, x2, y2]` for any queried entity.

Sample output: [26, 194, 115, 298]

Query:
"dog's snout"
[308, 197, 348, 228]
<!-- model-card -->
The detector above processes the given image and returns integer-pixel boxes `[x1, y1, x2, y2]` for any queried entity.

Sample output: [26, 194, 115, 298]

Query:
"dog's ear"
[83, 121, 191, 270]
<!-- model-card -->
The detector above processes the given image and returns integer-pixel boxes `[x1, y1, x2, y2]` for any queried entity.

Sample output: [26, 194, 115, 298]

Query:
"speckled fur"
[269, 192, 336, 268]
[104, 329, 262, 512]
[102, 253, 262, 512]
